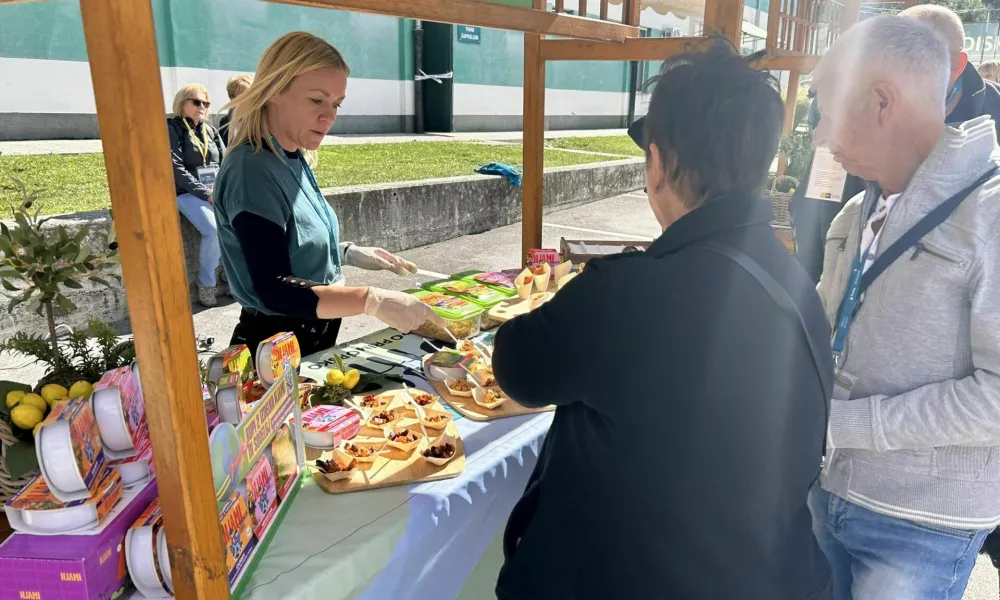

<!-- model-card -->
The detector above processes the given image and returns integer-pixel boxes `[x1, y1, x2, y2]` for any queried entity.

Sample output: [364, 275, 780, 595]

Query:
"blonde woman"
[168, 83, 226, 307]
[214, 32, 443, 355]
[980, 59, 1000, 84]
[219, 74, 253, 146]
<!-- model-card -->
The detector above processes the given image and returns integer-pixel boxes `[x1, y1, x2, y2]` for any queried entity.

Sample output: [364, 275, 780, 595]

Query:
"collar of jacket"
[949, 63, 988, 125]
[861, 115, 1000, 216]
[646, 191, 775, 257]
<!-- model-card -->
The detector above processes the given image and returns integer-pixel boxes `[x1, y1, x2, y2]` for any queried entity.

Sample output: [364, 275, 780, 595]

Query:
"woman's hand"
[342, 244, 417, 276]
[364, 288, 446, 333]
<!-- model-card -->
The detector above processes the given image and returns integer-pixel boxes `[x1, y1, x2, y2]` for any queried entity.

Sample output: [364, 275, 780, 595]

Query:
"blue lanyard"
[272, 139, 338, 240]
[831, 241, 872, 364]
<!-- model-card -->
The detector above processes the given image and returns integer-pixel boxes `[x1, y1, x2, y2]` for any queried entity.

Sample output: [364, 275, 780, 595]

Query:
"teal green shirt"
[214, 144, 343, 316]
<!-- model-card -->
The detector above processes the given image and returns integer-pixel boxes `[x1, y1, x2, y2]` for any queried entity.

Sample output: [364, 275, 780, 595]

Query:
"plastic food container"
[406, 289, 483, 342]
[424, 278, 508, 330]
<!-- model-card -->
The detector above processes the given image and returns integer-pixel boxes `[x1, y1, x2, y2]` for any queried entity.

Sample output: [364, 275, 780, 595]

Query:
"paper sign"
[804, 147, 849, 203]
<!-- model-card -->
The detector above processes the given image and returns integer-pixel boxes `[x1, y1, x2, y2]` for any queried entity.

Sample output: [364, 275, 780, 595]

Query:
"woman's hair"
[226, 74, 254, 100]
[226, 31, 350, 156]
[980, 60, 1000, 84]
[172, 83, 210, 119]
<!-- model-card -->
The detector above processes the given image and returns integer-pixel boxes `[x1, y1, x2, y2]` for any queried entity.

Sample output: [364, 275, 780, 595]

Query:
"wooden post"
[624, 0, 642, 25]
[580, 0, 589, 18]
[776, 70, 801, 177]
[600, 0, 609, 21]
[703, 0, 743, 47]
[555, 0, 564, 13]
[523, 0, 546, 264]
[77, 1, 229, 598]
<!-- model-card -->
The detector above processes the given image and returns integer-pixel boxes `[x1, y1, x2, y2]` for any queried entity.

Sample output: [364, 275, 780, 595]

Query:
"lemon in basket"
[69, 380, 94, 399]
[5, 389, 25, 408]
[41, 384, 68, 405]
[19, 393, 48, 413]
[11, 404, 44, 431]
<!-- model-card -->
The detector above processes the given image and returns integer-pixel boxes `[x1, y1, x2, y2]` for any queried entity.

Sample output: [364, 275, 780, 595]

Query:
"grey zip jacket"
[817, 115, 1000, 530]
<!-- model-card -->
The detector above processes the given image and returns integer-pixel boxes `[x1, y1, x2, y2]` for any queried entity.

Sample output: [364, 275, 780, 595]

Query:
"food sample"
[459, 340, 476, 353]
[422, 443, 456, 460]
[424, 414, 449, 424]
[343, 443, 376, 458]
[368, 410, 399, 427]
[387, 429, 420, 444]
[315, 457, 353, 474]
[360, 394, 387, 409]
[449, 379, 473, 392]
[407, 290, 483, 342]
[484, 389, 505, 404]
[412, 393, 438, 407]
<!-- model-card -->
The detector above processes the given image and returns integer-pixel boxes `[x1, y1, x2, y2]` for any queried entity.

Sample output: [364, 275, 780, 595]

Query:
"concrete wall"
[0, 159, 643, 338]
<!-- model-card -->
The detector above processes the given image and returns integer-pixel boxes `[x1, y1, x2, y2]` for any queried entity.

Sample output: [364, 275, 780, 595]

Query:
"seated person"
[493, 40, 833, 600]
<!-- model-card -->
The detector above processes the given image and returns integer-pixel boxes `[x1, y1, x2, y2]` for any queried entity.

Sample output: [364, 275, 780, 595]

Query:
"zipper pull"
[911, 244, 923, 260]
[838, 238, 848, 251]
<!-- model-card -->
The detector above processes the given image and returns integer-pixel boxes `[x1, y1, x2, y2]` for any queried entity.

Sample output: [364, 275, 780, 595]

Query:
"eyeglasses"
[189, 98, 211, 109]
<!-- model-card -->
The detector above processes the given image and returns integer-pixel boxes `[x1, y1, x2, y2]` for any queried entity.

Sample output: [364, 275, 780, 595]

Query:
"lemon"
[69, 381, 94, 399]
[19, 393, 48, 413]
[343, 369, 360, 390]
[5, 390, 25, 408]
[41, 384, 68, 405]
[325, 369, 345, 386]
[11, 404, 44, 430]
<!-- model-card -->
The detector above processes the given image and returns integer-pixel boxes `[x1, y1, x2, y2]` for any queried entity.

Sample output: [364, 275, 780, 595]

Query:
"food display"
[445, 377, 474, 397]
[422, 443, 455, 459]
[472, 387, 508, 410]
[342, 442, 381, 462]
[359, 394, 391, 410]
[424, 279, 508, 330]
[367, 409, 400, 428]
[420, 431, 461, 466]
[410, 393, 439, 407]
[419, 409, 453, 430]
[384, 427, 423, 452]
[405, 289, 483, 342]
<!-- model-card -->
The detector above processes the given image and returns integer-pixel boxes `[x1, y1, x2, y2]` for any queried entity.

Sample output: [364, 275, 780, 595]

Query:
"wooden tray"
[309, 390, 465, 494]
[428, 379, 554, 422]
[487, 292, 555, 324]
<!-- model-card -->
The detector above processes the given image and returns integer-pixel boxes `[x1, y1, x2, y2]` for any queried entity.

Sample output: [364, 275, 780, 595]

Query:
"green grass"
[546, 135, 644, 157]
[0, 141, 616, 216]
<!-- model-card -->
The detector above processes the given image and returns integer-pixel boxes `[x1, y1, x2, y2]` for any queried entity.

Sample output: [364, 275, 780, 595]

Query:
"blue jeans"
[808, 485, 989, 600]
[176, 193, 220, 287]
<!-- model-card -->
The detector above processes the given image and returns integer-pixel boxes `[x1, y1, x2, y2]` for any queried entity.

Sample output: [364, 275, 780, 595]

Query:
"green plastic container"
[423, 278, 508, 306]
[405, 289, 483, 342]
[452, 270, 517, 297]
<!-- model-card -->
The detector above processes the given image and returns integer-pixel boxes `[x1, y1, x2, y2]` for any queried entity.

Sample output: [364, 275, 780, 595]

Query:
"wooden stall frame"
[0, 0, 859, 597]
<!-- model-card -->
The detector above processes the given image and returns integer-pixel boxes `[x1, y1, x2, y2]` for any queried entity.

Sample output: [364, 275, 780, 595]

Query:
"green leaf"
[4, 438, 39, 480]
[26, 295, 41, 316]
[62, 278, 84, 289]
[89, 276, 111, 289]
[56, 294, 76, 313]
[0, 222, 8, 238]
[1, 279, 18, 292]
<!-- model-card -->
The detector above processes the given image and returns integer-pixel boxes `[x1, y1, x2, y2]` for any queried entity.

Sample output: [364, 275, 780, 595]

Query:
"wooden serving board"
[428, 379, 555, 422]
[487, 292, 555, 324]
[309, 389, 465, 494]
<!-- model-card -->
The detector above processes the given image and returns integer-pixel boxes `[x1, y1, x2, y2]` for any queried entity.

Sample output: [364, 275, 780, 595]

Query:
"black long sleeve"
[232, 212, 321, 318]
[167, 121, 211, 201]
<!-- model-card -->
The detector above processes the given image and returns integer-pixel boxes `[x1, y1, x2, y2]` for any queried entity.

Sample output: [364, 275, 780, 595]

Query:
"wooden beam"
[777, 70, 801, 177]
[522, 0, 546, 265]
[264, 0, 638, 42]
[765, 0, 781, 50]
[702, 0, 743, 47]
[624, 0, 641, 25]
[540, 37, 709, 61]
[76, 1, 229, 599]
[758, 50, 820, 71]
[600, 0, 609, 21]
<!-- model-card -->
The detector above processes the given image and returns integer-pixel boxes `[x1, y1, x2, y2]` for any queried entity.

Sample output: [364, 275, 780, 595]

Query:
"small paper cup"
[409, 392, 441, 409]
[37, 422, 87, 495]
[468, 367, 497, 389]
[532, 263, 552, 292]
[444, 377, 473, 397]
[317, 449, 356, 481]
[91, 388, 134, 453]
[366, 409, 402, 429]
[530, 293, 549, 310]
[383, 426, 424, 453]
[472, 386, 508, 410]
[553, 260, 573, 282]
[420, 432, 459, 466]
[358, 394, 392, 411]
[340, 441, 384, 463]
[419, 409, 453, 430]
[515, 269, 534, 300]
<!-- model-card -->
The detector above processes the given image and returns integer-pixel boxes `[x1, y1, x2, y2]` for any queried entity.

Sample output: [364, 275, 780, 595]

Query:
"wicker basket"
[0, 419, 35, 507]
[769, 185, 796, 254]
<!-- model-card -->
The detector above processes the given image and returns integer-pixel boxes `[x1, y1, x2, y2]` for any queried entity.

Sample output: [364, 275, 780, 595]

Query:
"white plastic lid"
[37, 421, 86, 496]
[113, 460, 151, 489]
[92, 387, 134, 453]
[19, 502, 97, 534]
[126, 527, 171, 598]
[216, 386, 242, 425]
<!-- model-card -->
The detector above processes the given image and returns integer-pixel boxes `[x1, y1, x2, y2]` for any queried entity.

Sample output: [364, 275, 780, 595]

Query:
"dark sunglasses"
[189, 98, 211, 109]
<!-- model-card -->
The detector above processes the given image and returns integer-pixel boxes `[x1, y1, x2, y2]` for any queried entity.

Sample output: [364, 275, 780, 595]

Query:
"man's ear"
[953, 52, 969, 85]
[872, 82, 897, 126]
[648, 143, 666, 192]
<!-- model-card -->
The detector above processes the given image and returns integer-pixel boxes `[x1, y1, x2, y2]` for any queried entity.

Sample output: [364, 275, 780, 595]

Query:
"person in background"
[220, 74, 252, 147]
[168, 83, 226, 308]
[214, 32, 444, 355]
[493, 40, 833, 600]
[790, 3, 1000, 283]
[809, 16, 1000, 599]
[979, 59, 1000, 84]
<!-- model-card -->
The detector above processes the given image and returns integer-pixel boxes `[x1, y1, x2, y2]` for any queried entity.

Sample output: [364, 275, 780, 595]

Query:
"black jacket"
[790, 63, 1000, 282]
[167, 116, 225, 202]
[219, 108, 234, 147]
[493, 192, 833, 600]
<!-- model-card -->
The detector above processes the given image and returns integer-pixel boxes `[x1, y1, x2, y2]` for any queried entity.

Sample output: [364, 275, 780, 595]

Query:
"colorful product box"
[300, 405, 361, 449]
[220, 491, 258, 587]
[246, 457, 279, 539]
[5, 467, 123, 536]
[269, 425, 300, 501]
[35, 397, 106, 503]
[0, 479, 157, 600]
[92, 366, 146, 460]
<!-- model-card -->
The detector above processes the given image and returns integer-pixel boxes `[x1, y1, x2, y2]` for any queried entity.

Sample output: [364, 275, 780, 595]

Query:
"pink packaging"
[300, 405, 361, 449]
[0, 479, 157, 600]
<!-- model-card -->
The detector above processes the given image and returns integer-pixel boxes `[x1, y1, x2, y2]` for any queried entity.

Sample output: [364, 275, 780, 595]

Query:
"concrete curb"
[0, 159, 643, 337]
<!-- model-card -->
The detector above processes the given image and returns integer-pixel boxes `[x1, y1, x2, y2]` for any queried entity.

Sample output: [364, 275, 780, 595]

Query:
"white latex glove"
[341, 243, 417, 276]
[364, 288, 447, 334]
